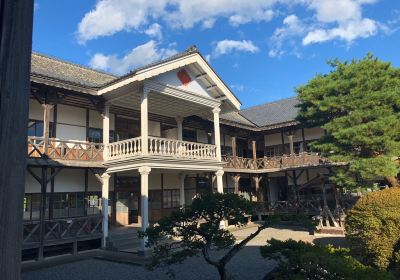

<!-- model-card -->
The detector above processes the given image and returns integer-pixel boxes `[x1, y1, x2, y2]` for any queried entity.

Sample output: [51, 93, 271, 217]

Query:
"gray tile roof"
[239, 96, 300, 127]
[31, 52, 117, 88]
[220, 111, 256, 127]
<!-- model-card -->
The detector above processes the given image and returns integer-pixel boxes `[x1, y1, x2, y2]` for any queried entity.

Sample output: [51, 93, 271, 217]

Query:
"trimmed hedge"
[345, 187, 400, 272]
[261, 239, 394, 279]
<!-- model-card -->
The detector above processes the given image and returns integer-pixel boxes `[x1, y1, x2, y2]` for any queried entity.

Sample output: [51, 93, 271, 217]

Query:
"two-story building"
[23, 46, 341, 261]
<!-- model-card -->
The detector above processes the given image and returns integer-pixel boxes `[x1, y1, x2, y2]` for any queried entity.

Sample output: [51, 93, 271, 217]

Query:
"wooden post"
[252, 140, 257, 160]
[288, 134, 294, 155]
[42, 104, 53, 152]
[231, 174, 241, 194]
[213, 107, 221, 161]
[231, 136, 237, 158]
[38, 167, 48, 260]
[0, 1, 33, 278]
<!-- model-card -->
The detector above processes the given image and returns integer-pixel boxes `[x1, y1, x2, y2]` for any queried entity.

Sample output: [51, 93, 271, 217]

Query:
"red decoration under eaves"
[177, 69, 192, 86]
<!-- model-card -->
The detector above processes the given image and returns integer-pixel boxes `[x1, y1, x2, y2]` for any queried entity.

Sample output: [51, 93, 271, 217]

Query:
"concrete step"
[108, 232, 138, 242]
[107, 232, 142, 252]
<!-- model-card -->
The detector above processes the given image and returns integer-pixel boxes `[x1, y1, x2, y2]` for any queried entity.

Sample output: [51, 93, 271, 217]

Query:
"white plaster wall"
[197, 129, 208, 143]
[56, 124, 86, 142]
[89, 110, 102, 129]
[264, 133, 282, 147]
[54, 169, 85, 192]
[29, 99, 48, 121]
[154, 69, 211, 98]
[304, 127, 325, 140]
[25, 170, 45, 193]
[57, 104, 86, 126]
[149, 121, 161, 137]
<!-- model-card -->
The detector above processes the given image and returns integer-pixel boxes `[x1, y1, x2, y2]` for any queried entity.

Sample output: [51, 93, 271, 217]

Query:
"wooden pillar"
[231, 174, 241, 194]
[38, 167, 48, 260]
[213, 107, 221, 161]
[42, 104, 53, 152]
[49, 168, 55, 219]
[252, 175, 263, 202]
[231, 136, 237, 158]
[280, 130, 285, 155]
[0, 0, 33, 274]
[252, 140, 257, 160]
[288, 135, 294, 155]
[301, 128, 307, 152]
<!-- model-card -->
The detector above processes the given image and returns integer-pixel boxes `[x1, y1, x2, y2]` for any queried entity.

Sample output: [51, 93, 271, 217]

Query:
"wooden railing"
[148, 136, 217, 160]
[106, 136, 217, 161]
[106, 137, 142, 160]
[22, 215, 102, 248]
[28, 136, 103, 161]
[222, 152, 324, 170]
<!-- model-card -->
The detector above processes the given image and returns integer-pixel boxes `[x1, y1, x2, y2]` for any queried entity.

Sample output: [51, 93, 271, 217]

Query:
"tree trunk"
[385, 176, 400, 188]
[217, 265, 227, 280]
[0, 1, 33, 279]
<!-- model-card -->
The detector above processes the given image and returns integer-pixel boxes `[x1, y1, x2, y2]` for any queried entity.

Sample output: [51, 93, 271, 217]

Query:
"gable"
[152, 67, 211, 98]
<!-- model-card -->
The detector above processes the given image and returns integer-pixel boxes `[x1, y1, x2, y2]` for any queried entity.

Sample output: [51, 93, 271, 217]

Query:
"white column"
[215, 170, 224, 193]
[102, 104, 110, 160]
[101, 173, 110, 248]
[176, 117, 183, 141]
[139, 166, 151, 251]
[141, 90, 149, 155]
[179, 173, 185, 207]
[212, 107, 221, 161]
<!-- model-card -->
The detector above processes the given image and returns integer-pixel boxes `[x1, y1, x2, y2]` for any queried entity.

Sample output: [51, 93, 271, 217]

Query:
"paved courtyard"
[22, 226, 345, 280]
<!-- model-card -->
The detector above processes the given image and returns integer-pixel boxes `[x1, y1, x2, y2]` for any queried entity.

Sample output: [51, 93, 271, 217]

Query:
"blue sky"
[33, 0, 400, 108]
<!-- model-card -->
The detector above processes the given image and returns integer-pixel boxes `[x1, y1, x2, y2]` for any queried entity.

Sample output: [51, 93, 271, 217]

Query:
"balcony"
[106, 136, 217, 161]
[27, 136, 104, 166]
[222, 152, 327, 172]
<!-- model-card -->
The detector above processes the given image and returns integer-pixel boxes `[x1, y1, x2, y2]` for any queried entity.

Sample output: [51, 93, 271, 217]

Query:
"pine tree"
[296, 54, 400, 188]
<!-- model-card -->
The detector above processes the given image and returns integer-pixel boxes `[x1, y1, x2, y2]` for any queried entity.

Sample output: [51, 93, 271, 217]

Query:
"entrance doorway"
[115, 192, 139, 225]
[114, 176, 140, 226]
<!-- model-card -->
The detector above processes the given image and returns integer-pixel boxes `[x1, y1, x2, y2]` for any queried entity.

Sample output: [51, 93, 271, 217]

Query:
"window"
[163, 190, 180, 208]
[23, 193, 47, 221]
[183, 128, 197, 142]
[149, 190, 162, 210]
[27, 120, 54, 138]
[88, 128, 116, 143]
[52, 193, 85, 218]
[86, 193, 101, 215]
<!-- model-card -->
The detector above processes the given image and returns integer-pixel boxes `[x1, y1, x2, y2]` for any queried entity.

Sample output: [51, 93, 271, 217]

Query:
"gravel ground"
[22, 226, 344, 280]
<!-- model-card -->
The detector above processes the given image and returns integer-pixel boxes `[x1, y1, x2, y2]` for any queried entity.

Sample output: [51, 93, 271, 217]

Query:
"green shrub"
[345, 188, 400, 272]
[260, 239, 394, 280]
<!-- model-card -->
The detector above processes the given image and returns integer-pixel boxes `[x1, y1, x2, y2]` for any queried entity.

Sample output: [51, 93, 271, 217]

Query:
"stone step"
[108, 232, 138, 242]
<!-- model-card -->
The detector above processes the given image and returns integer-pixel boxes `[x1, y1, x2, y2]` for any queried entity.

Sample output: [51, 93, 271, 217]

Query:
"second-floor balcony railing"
[27, 136, 104, 162]
[106, 136, 218, 161]
[222, 152, 325, 170]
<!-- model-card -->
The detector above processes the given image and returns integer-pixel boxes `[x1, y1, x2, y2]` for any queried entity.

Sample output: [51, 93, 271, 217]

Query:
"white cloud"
[303, 18, 377, 45]
[77, 0, 295, 42]
[89, 40, 178, 75]
[230, 84, 244, 92]
[269, 15, 306, 57]
[144, 23, 163, 40]
[268, 0, 382, 56]
[303, 0, 379, 45]
[212, 40, 259, 57]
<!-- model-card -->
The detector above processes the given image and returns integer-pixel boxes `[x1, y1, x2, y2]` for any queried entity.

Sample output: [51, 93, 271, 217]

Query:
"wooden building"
[23, 46, 342, 260]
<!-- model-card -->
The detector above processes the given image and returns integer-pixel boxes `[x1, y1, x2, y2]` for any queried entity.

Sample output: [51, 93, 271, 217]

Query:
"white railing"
[148, 136, 217, 160]
[106, 137, 142, 160]
[106, 136, 217, 161]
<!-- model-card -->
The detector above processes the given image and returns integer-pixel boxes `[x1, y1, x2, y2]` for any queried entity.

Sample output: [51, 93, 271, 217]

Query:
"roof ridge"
[32, 51, 118, 78]
[240, 96, 298, 112]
